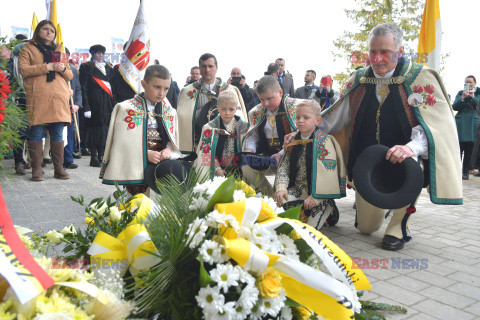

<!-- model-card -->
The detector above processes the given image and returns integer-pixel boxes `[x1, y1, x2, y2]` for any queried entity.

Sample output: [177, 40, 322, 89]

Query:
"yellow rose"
[293, 306, 312, 319]
[256, 268, 282, 298]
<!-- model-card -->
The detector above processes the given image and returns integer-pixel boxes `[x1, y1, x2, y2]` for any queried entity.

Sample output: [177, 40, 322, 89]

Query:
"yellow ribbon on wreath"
[214, 198, 371, 320]
[87, 194, 160, 277]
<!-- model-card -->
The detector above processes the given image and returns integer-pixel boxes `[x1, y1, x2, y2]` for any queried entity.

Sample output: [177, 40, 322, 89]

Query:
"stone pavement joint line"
[1, 157, 480, 319]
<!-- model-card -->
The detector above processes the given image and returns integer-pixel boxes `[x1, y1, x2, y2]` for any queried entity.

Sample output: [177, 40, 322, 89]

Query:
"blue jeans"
[64, 116, 75, 164]
[29, 123, 64, 142]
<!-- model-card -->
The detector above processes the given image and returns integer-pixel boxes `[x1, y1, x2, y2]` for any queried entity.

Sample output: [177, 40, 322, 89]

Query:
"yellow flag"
[56, 23, 65, 52]
[46, 0, 57, 26]
[31, 12, 39, 37]
[417, 0, 441, 71]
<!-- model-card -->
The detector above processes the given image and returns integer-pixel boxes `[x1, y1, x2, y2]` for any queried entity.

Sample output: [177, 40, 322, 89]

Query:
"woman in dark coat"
[452, 75, 480, 180]
[79, 44, 114, 167]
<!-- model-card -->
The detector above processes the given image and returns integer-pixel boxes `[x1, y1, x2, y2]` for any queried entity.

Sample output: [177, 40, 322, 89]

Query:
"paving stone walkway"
[1, 156, 479, 319]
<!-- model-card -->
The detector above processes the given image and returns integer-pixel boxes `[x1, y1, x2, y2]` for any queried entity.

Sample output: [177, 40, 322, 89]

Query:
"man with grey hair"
[313, 22, 462, 251]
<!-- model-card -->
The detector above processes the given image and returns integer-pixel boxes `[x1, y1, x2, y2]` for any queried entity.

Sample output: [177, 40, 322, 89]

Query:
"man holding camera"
[229, 67, 254, 113]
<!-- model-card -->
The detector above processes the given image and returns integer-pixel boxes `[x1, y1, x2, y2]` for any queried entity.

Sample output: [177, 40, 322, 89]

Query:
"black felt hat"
[352, 144, 424, 209]
[89, 44, 106, 55]
[144, 160, 188, 194]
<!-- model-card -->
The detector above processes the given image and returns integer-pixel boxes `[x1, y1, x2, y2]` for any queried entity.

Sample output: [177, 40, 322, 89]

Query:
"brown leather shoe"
[50, 141, 70, 180]
[28, 141, 44, 181]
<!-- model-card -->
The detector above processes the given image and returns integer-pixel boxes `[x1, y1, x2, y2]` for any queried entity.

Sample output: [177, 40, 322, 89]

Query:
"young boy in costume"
[274, 100, 346, 230]
[242, 75, 302, 196]
[100, 64, 187, 195]
[195, 91, 249, 179]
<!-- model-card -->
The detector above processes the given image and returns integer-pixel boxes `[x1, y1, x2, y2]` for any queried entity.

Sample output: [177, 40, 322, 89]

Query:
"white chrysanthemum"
[249, 301, 266, 320]
[199, 240, 223, 265]
[234, 265, 255, 286]
[189, 196, 209, 211]
[249, 224, 275, 252]
[224, 215, 240, 233]
[187, 217, 208, 249]
[233, 189, 247, 202]
[261, 290, 286, 317]
[206, 211, 239, 233]
[232, 301, 250, 320]
[237, 226, 251, 239]
[237, 283, 259, 311]
[210, 264, 240, 293]
[196, 285, 225, 314]
[280, 306, 293, 320]
[206, 176, 228, 195]
[260, 195, 285, 214]
[277, 234, 299, 259]
[206, 210, 228, 228]
[205, 301, 236, 320]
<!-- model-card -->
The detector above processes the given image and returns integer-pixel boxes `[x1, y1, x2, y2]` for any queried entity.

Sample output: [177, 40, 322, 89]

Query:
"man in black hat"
[313, 23, 462, 251]
[79, 44, 114, 167]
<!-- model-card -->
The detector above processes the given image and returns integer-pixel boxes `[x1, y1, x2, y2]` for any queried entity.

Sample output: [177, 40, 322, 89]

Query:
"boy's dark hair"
[144, 65, 170, 83]
[32, 20, 56, 44]
[199, 53, 217, 67]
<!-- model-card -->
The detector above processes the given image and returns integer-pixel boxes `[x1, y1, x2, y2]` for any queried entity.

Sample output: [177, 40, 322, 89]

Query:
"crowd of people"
[1, 21, 465, 251]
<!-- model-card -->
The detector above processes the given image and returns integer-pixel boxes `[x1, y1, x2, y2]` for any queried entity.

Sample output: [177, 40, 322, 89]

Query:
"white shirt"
[373, 70, 428, 159]
[146, 99, 180, 160]
[244, 109, 285, 156]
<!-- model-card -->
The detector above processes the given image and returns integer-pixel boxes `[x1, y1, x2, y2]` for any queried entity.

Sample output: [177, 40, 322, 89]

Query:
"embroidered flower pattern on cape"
[187, 89, 198, 100]
[124, 108, 143, 130]
[412, 84, 437, 109]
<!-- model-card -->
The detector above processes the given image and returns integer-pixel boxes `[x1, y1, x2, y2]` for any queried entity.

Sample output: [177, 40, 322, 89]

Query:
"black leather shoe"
[326, 199, 339, 226]
[462, 172, 469, 180]
[63, 162, 78, 169]
[382, 235, 405, 251]
[81, 149, 91, 156]
[474, 172, 480, 177]
[73, 153, 82, 159]
[90, 157, 101, 167]
[43, 158, 53, 164]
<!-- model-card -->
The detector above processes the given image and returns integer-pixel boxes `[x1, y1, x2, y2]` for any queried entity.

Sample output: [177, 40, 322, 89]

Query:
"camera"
[231, 76, 242, 87]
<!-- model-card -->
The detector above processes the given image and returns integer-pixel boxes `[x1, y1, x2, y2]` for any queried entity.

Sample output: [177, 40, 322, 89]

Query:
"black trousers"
[460, 141, 474, 173]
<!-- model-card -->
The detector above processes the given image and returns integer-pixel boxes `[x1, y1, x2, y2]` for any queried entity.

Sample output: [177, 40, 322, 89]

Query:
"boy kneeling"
[243, 75, 301, 196]
[195, 91, 249, 179]
[275, 100, 346, 230]
[100, 65, 187, 195]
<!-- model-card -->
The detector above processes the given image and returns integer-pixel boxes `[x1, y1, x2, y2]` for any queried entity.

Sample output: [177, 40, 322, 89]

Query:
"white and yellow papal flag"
[417, 0, 441, 71]
[119, 0, 150, 93]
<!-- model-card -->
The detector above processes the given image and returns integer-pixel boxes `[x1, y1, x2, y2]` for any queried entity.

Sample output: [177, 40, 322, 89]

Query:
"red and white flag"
[119, 0, 150, 93]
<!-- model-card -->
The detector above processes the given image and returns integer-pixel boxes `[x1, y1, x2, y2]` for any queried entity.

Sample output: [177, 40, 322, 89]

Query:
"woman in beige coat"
[18, 20, 73, 181]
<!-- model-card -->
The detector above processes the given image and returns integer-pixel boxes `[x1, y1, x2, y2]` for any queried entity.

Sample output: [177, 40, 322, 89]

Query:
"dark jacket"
[70, 66, 82, 107]
[279, 73, 295, 98]
[453, 88, 480, 142]
[295, 84, 319, 99]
